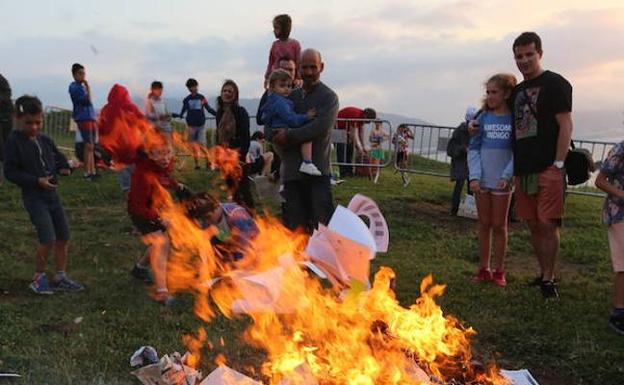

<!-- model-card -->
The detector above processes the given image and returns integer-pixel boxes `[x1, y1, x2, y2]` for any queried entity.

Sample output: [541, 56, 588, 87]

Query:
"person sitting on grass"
[185, 192, 258, 268]
[3, 95, 84, 294]
[127, 136, 189, 305]
[260, 69, 318, 176]
[595, 140, 624, 335]
[247, 131, 275, 178]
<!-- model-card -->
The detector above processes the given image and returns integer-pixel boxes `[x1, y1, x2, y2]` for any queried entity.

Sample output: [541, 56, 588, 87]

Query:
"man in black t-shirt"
[511, 32, 573, 299]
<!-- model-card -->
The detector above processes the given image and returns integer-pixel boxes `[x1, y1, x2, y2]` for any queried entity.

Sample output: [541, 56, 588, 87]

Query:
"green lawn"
[0, 160, 623, 385]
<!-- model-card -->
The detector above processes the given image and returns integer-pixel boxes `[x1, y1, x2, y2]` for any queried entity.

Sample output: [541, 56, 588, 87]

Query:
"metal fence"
[330, 118, 393, 171]
[43, 106, 74, 150]
[393, 123, 617, 197]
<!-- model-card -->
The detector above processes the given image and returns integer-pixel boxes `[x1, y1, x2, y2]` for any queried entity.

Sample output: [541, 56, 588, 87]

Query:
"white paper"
[200, 365, 261, 385]
[305, 225, 371, 287]
[347, 194, 389, 253]
[501, 369, 540, 385]
[328, 205, 376, 258]
[230, 254, 308, 314]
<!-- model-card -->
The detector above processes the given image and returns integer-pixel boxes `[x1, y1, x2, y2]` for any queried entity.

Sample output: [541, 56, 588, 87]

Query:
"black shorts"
[130, 215, 166, 235]
[248, 157, 265, 175]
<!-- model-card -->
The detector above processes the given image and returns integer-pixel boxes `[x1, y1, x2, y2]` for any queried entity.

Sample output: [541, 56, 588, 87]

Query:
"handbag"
[565, 142, 595, 185]
[457, 194, 478, 220]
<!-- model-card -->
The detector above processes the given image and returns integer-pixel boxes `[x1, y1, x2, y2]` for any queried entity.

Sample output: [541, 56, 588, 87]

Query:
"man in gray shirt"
[272, 49, 339, 231]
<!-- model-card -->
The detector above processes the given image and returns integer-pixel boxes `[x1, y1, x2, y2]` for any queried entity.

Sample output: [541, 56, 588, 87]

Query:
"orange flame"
[99, 86, 509, 384]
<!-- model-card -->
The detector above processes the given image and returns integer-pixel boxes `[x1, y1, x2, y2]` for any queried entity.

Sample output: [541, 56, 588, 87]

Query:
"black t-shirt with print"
[511, 70, 572, 176]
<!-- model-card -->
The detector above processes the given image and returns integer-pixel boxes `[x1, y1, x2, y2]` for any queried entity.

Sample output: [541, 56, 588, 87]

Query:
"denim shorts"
[23, 192, 70, 244]
[187, 125, 207, 144]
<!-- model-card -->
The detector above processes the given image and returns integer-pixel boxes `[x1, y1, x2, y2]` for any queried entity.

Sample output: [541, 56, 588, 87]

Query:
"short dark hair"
[15, 95, 43, 117]
[71, 63, 84, 75]
[363, 108, 376, 120]
[273, 14, 292, 39]
[185, 192, 220, 219]
[513, 32, 542, 53]
[151, 81, 163, 89]
[186, 78, 198, 88]
[251, 131, 264, 141]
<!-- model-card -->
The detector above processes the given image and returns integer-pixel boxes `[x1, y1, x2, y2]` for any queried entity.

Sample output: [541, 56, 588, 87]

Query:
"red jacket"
[127, 154, 178, 221]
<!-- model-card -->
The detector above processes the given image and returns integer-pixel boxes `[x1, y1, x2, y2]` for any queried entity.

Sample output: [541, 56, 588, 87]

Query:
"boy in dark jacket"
[177, 78, 216, 169]
[3, 96, 84, 294]
[260, 69, 317, 175]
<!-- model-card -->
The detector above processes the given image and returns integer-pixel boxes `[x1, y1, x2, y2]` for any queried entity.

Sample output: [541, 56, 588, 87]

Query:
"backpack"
[565, 142, 595, 185]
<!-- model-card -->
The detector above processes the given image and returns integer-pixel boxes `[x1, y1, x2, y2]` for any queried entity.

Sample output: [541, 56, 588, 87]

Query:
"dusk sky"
[1, 0, 623, 138]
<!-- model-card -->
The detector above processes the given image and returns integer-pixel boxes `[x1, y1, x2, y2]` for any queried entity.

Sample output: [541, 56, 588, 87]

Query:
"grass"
[1, 157, 623, 385]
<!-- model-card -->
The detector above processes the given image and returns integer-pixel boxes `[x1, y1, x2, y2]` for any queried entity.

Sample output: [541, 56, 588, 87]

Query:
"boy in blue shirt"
[68, 63, 99, 181]
[260, 69, 318, 176]
[177, 78, 216, 169]
[4, 96, 85, 294]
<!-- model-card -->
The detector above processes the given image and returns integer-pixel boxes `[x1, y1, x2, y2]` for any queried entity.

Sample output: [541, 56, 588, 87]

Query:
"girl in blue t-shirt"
[468, 73, 517, 287]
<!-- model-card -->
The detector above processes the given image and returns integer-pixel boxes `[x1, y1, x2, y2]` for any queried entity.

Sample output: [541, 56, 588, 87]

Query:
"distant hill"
[139, 96, 433, 133]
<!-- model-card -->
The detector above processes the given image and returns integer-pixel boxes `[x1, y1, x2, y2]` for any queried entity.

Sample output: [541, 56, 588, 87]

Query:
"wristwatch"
[553, 160, 564, 169]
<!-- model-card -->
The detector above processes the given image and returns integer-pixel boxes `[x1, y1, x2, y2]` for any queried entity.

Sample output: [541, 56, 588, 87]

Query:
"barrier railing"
[394, 123, 617, 197]
[43, 106, 74, 151]
[330, 119, 393, 174]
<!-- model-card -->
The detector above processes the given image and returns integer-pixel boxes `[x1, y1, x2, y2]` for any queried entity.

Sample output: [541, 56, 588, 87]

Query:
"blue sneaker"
[52, 276, 85, 292]
[29, 274, 54, 295]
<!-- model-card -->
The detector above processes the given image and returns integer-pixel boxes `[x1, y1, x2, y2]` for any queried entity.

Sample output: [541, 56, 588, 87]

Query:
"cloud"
[1, 1, 623, 133]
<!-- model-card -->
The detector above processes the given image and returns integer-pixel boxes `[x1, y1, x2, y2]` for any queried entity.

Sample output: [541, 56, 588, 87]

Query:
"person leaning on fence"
[177, 78, 216, 170]
[3, 96, 85, 294]
[215, 79, 253, 210]
[69, 63, 99, 181]
[468, 74, 516, 287]
[448, 106, 478, 216]
[335, 106, 376, 178]
[393, 124, 413, 187]
[509, 32, 573, 299]
[595, 140, 624, 335]
[271, 49, 339, 232]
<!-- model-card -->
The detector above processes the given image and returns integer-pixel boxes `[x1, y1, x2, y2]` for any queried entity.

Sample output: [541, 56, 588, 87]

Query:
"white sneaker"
[299, 162, 322, 176]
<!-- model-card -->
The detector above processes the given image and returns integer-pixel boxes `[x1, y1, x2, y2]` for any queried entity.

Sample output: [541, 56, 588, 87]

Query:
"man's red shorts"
[515, 165, 565, 221]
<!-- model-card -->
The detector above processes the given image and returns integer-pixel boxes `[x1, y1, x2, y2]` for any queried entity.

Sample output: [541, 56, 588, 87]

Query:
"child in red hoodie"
[99, 84, 186, 305]
[127, 139, 183, 304]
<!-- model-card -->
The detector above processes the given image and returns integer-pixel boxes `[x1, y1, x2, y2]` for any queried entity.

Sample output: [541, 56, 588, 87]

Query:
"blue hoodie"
[468, 111, 513, 189]
[260, 92, 310, 129]
[69, 81, 96, 121]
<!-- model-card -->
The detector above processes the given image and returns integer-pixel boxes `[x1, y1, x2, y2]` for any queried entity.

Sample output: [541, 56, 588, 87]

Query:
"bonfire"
[98, 86, 511, 385]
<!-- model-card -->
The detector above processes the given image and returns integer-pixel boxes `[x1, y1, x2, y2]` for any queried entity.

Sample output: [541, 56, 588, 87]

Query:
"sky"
[1, 0, 623, 136]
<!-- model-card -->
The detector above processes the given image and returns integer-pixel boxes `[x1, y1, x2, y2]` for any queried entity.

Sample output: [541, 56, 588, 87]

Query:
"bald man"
[272, 49, 339, 231]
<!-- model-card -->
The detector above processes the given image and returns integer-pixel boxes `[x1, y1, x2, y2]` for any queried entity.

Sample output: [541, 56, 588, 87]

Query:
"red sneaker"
[472, 267, 493, 283]
[492, 270, 507, 287]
